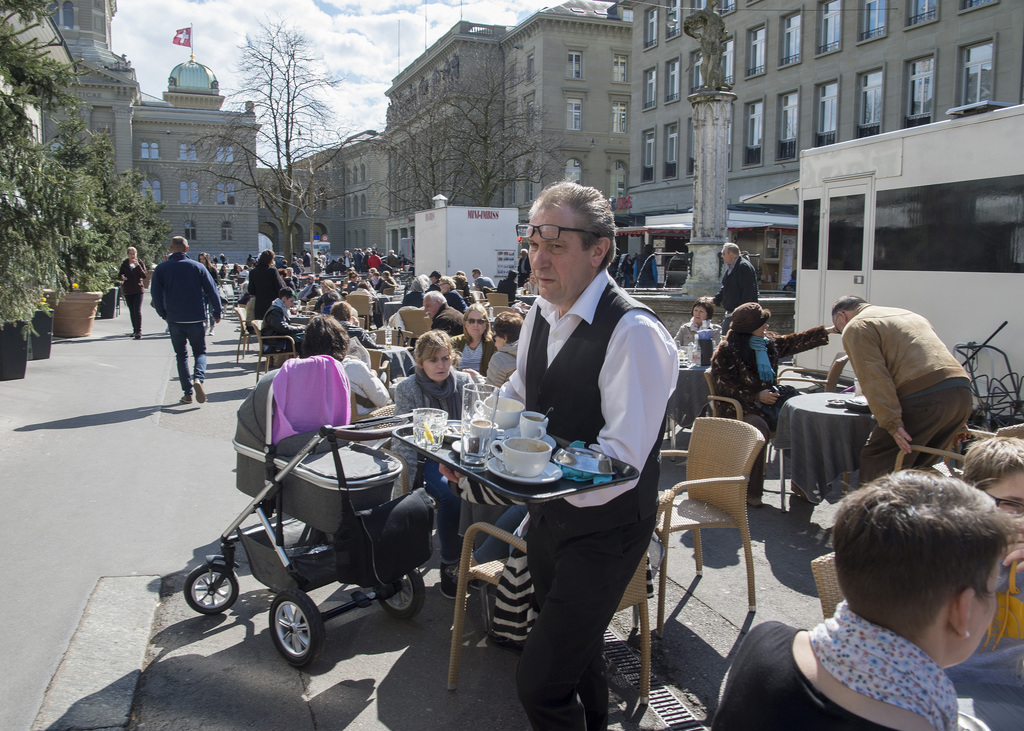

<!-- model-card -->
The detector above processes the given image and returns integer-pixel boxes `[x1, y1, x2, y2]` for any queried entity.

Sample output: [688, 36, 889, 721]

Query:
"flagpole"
[190, 24, 194, 61]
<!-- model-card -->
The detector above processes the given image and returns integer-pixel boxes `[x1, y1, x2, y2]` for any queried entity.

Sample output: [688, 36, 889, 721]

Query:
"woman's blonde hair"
[439, 276, 456, 290]
[414, 329, 454, 366]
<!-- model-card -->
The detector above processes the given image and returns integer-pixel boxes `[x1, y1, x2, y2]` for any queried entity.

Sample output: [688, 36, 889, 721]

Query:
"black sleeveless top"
[523, 282, 664, 537]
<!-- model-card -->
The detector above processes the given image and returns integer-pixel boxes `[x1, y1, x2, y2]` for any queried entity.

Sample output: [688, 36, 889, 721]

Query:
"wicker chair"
[251, 320, 298, 381]
[447, 522, 654, 704]
[811, 552, 844, 620]
[893, 444, 965, 476]
[234, 305, 253, 362]
[346, 292, 374, 331]
[778, 353, 852, 393]
[486, 292, 510, 308]
[655, 417, 765, 635]
[399, 307, 433, 342]
[703, 371, 790, 510]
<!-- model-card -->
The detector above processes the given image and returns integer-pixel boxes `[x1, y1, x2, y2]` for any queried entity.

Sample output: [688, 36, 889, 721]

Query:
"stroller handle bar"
[320, 413, 413, 443]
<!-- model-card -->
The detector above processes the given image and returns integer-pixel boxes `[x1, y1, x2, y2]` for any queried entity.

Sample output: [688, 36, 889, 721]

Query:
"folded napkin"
[558, 441, 614, 484]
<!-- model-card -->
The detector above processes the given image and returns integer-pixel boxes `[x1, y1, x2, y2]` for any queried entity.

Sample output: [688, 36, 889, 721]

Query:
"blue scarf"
[749, 336, 775, 384]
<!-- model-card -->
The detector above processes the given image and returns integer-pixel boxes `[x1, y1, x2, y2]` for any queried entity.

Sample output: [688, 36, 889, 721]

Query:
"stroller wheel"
[379, 571, 426, 620]
[184, 565, 238, 615]
[270, 589, 325, 667]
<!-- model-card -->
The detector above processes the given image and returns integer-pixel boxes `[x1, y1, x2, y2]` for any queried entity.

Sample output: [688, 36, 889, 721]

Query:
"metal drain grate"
[604, 629, 706, 730]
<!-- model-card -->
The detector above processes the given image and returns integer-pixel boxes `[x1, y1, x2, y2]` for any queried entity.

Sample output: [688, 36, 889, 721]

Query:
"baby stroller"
[183, 372, 432, 667]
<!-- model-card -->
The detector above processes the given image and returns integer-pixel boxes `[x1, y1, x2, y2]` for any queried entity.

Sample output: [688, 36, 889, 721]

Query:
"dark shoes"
[179, 393, 193, 405]
[746, 495, 763, 508]
[439, 561, 459, 599]
[790, 483, 821, 505]
[193, 380, 206, 404]
[133, 333, 141, 340]
[488, 631, 524, 653]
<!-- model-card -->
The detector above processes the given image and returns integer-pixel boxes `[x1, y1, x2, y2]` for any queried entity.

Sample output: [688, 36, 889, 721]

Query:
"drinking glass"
[412, 408, 447, 452]
[460, 383, 498, 468]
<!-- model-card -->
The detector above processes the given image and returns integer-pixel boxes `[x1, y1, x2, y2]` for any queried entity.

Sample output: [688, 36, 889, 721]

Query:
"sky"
[111, 0, 558, 133]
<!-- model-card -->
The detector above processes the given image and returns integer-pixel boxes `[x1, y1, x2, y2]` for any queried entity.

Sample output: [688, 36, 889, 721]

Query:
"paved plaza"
[1, 297, 928, 731]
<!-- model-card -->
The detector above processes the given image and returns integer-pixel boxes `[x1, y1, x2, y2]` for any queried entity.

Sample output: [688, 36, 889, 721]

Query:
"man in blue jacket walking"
[150, 236, 221, 405]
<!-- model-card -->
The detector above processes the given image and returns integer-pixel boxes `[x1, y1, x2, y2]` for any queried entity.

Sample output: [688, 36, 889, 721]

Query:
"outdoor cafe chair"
[251, 320, 298, 382]
[346, 292, 374, 331]
[655, 417, 765, 635]
[486, 292, 510, 308]
[778, 353, 852, 393]
[811, 552, 843, 620]
[447, 522, 654, 704]
[234, 306, 253, 362]
[893, 444, 965, 477]
[399, 307, 432, 343]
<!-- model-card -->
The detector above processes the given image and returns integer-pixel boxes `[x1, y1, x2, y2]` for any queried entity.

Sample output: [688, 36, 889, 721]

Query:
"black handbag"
[752, 384, 799, 431]
[334, 487, 434, 587]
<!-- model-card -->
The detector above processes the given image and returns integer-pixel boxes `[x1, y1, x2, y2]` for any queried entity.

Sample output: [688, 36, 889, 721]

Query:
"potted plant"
[0, 321, 29, 380]
[28, 298, 53, 360]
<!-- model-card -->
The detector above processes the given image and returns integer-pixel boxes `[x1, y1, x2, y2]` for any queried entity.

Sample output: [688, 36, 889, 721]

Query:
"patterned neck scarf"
[748, 336, 775, 384]
[809, 601, 957, 731]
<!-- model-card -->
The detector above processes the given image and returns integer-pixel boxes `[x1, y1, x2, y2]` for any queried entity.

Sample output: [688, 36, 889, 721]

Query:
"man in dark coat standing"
[517, 247, 532, 287]
[713, 242, 758, 332]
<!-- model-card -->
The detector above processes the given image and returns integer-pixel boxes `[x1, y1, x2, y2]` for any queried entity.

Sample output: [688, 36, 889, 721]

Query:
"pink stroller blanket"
[271, 355, 351, 443]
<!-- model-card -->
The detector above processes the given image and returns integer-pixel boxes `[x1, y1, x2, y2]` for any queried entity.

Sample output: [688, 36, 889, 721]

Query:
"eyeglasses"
[465, 318, 486, 325]
[516, 223, 598, 240]
[992, 496, 1024, 515]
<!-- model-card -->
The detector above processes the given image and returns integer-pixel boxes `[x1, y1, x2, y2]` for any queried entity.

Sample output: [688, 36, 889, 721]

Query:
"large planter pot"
[98, 286, 120, 319]
[0, 322, 28, 381]
[51, 291, 103, 338]
[28, 310, 53, 360]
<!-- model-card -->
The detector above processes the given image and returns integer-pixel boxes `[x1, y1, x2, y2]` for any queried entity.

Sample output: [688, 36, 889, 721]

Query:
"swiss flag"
[172, 28, 191, 47]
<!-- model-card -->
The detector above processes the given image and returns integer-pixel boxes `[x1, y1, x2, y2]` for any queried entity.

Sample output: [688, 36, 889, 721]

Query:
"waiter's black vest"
[524, 282, 663, 537]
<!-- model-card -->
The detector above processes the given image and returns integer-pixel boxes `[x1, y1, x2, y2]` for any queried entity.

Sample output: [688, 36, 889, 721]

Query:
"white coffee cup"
[468, 418, 495, 438]
[490, 437, 552, 478]
[519, 411, 548, 440]
[493, 398, 525, 430]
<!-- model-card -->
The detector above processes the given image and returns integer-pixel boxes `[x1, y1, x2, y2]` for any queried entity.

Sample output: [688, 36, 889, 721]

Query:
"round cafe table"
[669, 364, 710, 428]
[773, 392, 876, 500]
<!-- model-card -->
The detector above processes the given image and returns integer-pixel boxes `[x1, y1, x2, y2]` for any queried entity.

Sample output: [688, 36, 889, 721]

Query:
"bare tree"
[208, 19, 347, 260]
[381, 52, 561, 214]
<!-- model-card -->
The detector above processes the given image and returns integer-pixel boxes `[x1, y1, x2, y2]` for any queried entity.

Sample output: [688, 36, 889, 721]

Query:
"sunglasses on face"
[465, 318, 486, 325]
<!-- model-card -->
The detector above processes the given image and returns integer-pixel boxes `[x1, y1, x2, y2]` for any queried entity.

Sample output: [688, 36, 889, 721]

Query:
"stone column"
[112, 104, 134, 174]
[686, 90, 736, 295]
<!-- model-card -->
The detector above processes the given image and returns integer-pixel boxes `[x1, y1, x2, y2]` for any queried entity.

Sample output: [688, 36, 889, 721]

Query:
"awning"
[740, 180, 800, 205]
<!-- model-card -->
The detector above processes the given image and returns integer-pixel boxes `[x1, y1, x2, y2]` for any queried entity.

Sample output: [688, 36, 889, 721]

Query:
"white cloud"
[111, 0, 552, 132]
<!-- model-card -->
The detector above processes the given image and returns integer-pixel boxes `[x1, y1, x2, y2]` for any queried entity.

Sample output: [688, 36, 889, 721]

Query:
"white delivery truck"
[414, 204, 521, 281]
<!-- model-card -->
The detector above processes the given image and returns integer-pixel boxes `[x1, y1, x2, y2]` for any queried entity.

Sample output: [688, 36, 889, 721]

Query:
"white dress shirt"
[501, 271, 677, 507]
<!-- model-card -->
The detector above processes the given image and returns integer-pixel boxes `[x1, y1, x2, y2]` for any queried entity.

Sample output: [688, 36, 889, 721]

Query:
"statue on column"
[684, 0, 732, 92]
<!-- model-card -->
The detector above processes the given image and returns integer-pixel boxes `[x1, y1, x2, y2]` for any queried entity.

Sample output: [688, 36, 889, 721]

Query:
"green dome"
[168, 60, 219, 91]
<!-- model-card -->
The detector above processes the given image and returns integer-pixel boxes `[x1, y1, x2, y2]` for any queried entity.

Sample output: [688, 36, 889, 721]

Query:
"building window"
[689, 51, 703, 92]
[779, 92, 799, 160]
[360, 194, 367, 215]
[745, 102, 763, 165]
[221, 221, 233, 241]
[961, 42, 993, 105]
[666, 0, 682, 39]
[141, 141, 159, 159]
[612, 102, 628, 134]
[858, 70, 882, 137]
[565, 158, 582, 184]
[687, 119, 695, 175]
[216, 182, 236, 205]
[816, 82, 838, 146]
[860, 0, 886, 41]
[643, 68, 657, 110]
[60, 1, 73, 29]
[664, 123, 679, 178]
[960, 0, 996, 9]
[906, 57, 934, 127]
[644, 7, 658, 49]
[179, 180, 199, 205]
[781, 13, 801, 66]
[642, 131, 655, 182]
[526, 54, 534, 80]
[724, 40, 734, 85]
[527, 99, 535, 131]
[567, 51, 583, 79]
[360, 163, 366, 181]
[566, 98, 582, 130]
[526, 165, 535, 201]
[216, 146, 234, 163]
[747, 26, 766, 76]
[184, 221, 197, 241]
[613, 54, 628, 83]
[611, 161, 627, 198]
[665, 59, 680, 102]
[819, 1, 841, 54]
[907, 0, 937, 25]
[179, 143, 196, 161]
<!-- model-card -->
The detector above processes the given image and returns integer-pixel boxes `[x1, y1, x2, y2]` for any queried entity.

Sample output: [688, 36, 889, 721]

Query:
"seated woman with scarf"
[714, 470, 1016, 731]
[710, 302, 835, 507]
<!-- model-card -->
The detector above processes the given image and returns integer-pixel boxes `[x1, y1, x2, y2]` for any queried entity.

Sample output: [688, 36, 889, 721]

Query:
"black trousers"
[517, 510, 656, 731]
[124, 292, 143, 335]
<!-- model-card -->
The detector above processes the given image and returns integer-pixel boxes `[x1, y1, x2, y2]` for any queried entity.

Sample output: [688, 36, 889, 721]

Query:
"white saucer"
[486, 458, 562, 485]
[501, 427, 556, 448]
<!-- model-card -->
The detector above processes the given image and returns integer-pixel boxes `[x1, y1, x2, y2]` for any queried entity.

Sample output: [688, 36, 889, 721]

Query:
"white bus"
[794, 104, 1024, 401]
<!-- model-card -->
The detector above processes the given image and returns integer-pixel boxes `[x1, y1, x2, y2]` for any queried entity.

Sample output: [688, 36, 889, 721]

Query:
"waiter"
[496, 182, 676, 729]
[713, 242, 758, 332]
